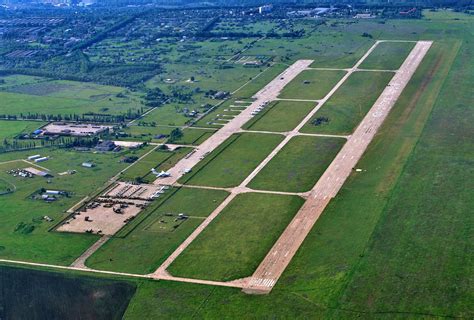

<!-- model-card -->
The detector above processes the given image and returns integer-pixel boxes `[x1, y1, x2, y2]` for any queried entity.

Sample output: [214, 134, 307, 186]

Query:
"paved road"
[243, 41, 432, 294]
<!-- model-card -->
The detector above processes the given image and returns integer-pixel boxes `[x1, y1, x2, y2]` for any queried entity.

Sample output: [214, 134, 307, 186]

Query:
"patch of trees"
[167, 128, 183, 143]
[312, 116, 330, 126]
[0, 109, 145, 124]
[3, 51, 161, 88]
[144, 88, 168, 108]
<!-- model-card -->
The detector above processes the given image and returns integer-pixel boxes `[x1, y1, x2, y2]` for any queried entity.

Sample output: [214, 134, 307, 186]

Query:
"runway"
[243, 40, 433, 294]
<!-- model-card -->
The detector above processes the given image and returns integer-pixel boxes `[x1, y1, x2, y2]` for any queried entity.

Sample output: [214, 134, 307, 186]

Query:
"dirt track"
[242, 41, 433, 294]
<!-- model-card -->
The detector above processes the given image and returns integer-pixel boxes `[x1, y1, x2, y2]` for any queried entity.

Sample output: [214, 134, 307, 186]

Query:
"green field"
[108, 125, 215, 145]
[86, 187, 229, 274]
[310, 40, 374, 68]
[360, 41, 416, 70]
[278, 69, 346, 100]
[168, 193, 304, 281]
[0, 120, 44, 139]
[249, 136, 345, 192]
[0, 178, 15, 194]
[181, 133, 283, 188]
[242, 100, 315, 132]
[300, 71, 394, 135]
[0, 77, 146, 117]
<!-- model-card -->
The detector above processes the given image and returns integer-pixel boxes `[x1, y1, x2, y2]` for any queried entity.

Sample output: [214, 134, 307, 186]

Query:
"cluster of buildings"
[39, 123, 112, 137]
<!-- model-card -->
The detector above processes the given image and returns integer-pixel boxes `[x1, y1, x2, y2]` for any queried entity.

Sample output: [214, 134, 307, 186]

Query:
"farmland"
[0, 7, 472, 319]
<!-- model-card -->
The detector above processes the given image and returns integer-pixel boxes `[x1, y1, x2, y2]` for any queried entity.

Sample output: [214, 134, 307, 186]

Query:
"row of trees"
[0, 110, 144, 124]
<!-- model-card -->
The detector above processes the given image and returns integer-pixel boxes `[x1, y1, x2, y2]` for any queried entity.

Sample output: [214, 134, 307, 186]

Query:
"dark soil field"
[0, 266, 136, 320]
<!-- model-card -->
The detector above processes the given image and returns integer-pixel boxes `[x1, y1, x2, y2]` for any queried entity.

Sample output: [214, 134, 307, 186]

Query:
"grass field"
[278, 69, 346, 100]
[300, 71, 394, 135]
[0, 77, 145, 117]
[0, 120, 45, 139]
[249, 136, 345, 192]
[0, 265, 136, 320]
[0, 178, 15, 194]
[86, 187, 229, 274]
[168, 193, 304, 281]
[181, 133, 283, 188]
[310, 39, 374, 69]
[360, 41, 415, 70]
[242, 100, 315, 132]
[108, 125, 215, 146]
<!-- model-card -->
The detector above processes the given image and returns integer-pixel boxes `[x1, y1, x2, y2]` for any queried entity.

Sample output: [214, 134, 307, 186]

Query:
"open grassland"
[0, 146, 151, 265]
[0, 120, 45, 139]
[138, 103, 191, 126]
[242, 100, 315, 132]
[86, 187, 229, 274]
[332, 37, 473, 318]
[0, 77, 145, 116]
[0, 265, 136, 320]
[0, 178, 15, 194]
[300, 71, 393, 135]
[278, 69, 346, 100]
[181, 133, 283, 188]
[310, 39, 374, 68]
[168, 193, 304, 281]
[249, 136, 345, 193]
[244, 20, 374, 63]
[0, 74, 47, 88]
[360, 41, 415, 70]
[124, 14, 473, 319]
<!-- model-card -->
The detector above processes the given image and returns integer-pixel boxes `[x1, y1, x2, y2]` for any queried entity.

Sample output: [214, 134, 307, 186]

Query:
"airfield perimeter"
[0, 40, 432, 294]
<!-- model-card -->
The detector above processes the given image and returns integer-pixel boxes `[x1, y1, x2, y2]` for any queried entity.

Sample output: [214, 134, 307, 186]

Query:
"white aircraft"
[151, 168, 171, 178]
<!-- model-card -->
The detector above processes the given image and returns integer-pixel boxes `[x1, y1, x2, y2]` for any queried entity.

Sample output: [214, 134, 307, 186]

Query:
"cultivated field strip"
[243, 41, 432, 294]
